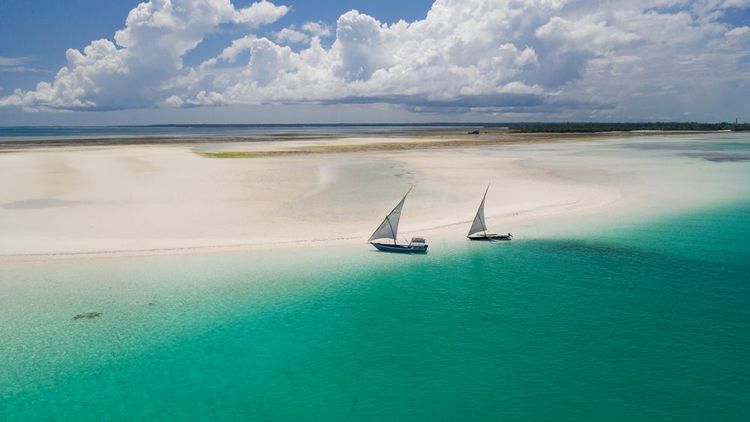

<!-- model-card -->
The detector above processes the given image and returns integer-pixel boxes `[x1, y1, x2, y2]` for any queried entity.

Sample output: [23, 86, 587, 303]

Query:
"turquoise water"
[1, 201, 749, 420]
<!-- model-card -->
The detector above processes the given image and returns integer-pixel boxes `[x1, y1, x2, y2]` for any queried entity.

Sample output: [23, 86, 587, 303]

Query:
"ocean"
[1, 200, 749, 420]
[0, 124, 473, 141]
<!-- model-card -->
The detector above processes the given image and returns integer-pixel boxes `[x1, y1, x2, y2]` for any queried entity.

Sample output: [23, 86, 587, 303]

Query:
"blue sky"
[0, 0, 433, 92]
[0, 0, 749, 125]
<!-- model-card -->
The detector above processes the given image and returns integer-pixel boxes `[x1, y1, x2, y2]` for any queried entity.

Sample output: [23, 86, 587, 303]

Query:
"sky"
[0, 0, 749, 125]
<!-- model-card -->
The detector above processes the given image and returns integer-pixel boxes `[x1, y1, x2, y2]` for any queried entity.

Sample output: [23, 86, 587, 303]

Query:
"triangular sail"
[369, 187, 411, 242]
[468, 185, 489, 236]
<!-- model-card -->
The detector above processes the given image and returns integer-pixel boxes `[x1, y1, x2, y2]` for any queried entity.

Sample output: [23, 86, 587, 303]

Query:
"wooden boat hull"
[371, 242, 428, 254]
[467, 234, 512, 241]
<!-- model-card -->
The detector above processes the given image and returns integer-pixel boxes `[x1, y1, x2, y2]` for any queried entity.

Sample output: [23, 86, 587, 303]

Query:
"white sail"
[369, 187, 411, 243]
[468, 185, 489, 236]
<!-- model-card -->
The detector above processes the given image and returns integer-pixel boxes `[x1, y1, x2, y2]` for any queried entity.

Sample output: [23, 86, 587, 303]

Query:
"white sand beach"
[1, 134, 747, 259]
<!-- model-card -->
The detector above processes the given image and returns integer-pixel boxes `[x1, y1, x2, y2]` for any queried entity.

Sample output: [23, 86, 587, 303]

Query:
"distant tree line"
[484, 122, 750, 133]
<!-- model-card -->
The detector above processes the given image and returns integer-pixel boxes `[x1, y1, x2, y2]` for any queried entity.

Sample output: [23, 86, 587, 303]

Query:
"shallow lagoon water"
[1, 200, 749, 420]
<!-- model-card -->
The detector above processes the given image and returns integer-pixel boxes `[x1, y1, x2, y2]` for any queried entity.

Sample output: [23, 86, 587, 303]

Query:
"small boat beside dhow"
[369, 187, 428, 254]
[467, 185, 512, 241]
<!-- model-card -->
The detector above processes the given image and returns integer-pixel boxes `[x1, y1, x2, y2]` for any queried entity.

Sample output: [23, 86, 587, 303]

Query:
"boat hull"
[371, 242, 428, 254]
[467, 234, 512, 241]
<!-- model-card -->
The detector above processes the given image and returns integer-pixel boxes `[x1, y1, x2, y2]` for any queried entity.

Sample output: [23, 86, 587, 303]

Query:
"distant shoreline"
[0, 121, 747, 145]
[0, 127, 741, 151]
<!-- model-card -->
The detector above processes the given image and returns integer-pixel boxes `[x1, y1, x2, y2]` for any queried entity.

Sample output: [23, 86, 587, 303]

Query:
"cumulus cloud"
[301, 21, 332, 38]
[2, 0, 750, 119]
[234, 0, 289, 26]
[275, 27, 309, 44]
[0, 0, 288, 111]
[274, 21, 332, 44]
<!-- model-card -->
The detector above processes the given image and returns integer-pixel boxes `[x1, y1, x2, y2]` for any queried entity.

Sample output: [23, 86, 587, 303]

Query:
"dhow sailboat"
[467, 185, 512, 241]
[369, 187, 428, 253]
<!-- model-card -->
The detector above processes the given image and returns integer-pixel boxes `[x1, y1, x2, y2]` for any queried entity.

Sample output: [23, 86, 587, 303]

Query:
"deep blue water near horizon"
[1, 201, 749, 420]
[0, 124, 476, 140]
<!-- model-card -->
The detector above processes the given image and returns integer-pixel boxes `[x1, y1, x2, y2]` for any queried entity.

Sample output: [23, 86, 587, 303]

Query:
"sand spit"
[1, 133, 746, 260]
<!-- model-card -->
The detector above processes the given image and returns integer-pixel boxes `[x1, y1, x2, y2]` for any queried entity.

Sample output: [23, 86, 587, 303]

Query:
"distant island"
[490, 122, 750, 132]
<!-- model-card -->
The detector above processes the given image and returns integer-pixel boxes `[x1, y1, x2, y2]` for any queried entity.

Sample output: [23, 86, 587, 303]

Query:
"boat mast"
[482, 184, 489, 237]
[392, 186, 411, 244]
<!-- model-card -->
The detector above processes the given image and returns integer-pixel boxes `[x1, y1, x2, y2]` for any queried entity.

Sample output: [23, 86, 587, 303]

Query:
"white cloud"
[0, 67, 47, 73]
[274, 21, 333, 45]
[0, 56, 32, 67]
[2, 0, 750, 120]
[0, 0, 288, 111]
[301, 21, 332, 38]
[535, 16, 641, 51]
[275, 27, 309, 44]
[722, 25, 750, 47]
[214, 35, 259, 64]
[0, 56, 48, 73]
[234, 0, 289, 26]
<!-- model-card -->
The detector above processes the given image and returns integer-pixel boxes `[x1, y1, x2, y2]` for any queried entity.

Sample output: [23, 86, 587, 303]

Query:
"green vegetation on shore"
[496, 122, 750, 133]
